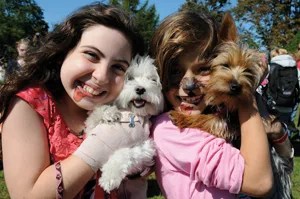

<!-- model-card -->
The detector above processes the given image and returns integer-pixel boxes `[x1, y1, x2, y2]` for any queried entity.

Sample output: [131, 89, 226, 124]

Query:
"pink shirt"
[151, 113, 244, 199]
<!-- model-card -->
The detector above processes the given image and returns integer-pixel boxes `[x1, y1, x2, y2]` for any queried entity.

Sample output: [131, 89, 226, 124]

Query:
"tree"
[285, 31, 300, 53]
[0, 0, 48, 61]
[233, 0, 300, 51]
[108, 0, 159, 50]
[180, 0, 232, 22]
[179, 0, 261, 48]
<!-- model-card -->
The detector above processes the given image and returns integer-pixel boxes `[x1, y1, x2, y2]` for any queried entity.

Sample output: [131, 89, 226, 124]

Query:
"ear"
[219, 12, 238, 42]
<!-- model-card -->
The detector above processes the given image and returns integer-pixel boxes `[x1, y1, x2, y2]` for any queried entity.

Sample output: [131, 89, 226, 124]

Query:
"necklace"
[68, 128, 85, 139]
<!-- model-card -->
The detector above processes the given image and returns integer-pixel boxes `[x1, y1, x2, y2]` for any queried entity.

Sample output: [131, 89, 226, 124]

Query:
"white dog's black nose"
[136, 87, 146, 95]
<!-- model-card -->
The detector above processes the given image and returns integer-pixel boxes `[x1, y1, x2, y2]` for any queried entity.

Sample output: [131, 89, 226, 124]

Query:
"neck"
[57, 94, 87, 135]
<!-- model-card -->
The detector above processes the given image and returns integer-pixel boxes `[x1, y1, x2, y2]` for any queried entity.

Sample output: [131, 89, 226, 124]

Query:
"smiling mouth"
[79, 81, 106, 94]
[73, 81, 107, 102]
[132, 99, 147, 108]
[180, 96, 203, 105]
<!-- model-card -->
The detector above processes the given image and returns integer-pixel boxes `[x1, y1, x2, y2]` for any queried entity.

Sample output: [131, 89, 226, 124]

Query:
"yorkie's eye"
[222, 64, 229, 68]
[244, 68, 252, 74]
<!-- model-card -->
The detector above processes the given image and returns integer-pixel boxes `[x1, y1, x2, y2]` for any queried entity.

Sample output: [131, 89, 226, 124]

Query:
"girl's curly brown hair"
[0, 2, 144, 123]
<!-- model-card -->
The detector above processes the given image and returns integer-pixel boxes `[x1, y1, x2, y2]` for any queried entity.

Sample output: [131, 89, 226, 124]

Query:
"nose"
[229, 81, 241, 95]
[181, 77, 198, 93]
[136, 87, 146, 95]
[92, 63, 110, 85]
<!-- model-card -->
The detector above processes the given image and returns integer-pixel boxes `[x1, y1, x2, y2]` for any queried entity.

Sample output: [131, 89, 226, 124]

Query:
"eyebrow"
[82, 45, 130, 66]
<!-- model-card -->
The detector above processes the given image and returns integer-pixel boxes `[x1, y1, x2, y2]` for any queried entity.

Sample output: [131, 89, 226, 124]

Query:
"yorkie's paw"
[169, 110, 189, 128]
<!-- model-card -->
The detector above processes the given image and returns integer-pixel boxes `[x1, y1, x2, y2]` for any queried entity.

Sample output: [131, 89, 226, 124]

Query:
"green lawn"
[0, 156, 299, 198]
[0, 169, 9, 199]
[292, 148, 300, 198]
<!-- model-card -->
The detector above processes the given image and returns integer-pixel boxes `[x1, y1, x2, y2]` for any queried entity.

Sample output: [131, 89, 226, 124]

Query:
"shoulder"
[17, 86, 52, 102]
[16, 86, 55, 123]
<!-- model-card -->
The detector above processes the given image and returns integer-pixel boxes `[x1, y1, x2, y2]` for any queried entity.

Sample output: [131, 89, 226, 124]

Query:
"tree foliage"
[180, 0, 231, 21]
[0, 0, 48, 60]
[233, 0, 300, 51]
[108, 0, 159, 50]
[180, 0, 262, 49]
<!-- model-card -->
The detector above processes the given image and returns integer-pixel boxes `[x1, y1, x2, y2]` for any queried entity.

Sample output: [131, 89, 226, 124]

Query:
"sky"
[35, 0, 185, 30]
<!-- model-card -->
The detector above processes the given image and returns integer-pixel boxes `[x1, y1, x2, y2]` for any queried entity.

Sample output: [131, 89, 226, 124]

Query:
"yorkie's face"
[166, 50, 211, 114]
[204, 42, 263, 111]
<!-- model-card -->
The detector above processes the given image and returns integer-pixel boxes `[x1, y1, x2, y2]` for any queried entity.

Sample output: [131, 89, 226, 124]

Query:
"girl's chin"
[177, 101, 206, 114]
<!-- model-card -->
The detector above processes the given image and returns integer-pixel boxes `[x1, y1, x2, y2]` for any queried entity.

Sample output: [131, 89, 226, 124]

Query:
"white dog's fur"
[85, 55, 164, 193]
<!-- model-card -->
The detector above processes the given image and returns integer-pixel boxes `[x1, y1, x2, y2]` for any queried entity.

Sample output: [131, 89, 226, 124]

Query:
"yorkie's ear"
[219, 12, 238, 42]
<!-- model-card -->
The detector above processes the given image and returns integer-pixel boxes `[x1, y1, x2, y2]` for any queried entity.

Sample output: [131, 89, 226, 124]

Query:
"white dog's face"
[115, 55, 164, 117]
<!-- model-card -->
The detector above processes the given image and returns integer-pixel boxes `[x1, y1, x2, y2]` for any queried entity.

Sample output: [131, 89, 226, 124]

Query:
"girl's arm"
[238, 97, 274, 197]
[2, 98, 94, 198]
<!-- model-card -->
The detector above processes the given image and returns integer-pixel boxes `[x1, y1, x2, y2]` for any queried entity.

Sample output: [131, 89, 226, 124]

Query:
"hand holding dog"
[74, 121, 146, 172]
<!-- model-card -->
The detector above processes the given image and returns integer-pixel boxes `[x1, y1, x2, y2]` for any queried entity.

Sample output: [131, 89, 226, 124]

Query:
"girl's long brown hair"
[0, 2, 144, 123]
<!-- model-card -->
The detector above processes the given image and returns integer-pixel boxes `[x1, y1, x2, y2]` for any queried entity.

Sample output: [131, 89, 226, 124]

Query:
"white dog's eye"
[127, 75, 134, 81]
[151, 78, 157, 83]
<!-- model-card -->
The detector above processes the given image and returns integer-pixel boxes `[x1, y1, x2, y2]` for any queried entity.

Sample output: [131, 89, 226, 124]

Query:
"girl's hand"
[262, 115, 293, 159]
[262, 115, 285, 141]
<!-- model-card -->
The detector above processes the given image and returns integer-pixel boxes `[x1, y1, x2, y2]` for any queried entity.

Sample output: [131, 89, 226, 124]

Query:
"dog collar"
[119, 111, 141, 128]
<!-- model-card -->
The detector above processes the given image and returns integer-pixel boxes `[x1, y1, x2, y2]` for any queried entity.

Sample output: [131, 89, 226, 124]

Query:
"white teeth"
[180, 96, 202, 104]
[83, 85, 101, 95]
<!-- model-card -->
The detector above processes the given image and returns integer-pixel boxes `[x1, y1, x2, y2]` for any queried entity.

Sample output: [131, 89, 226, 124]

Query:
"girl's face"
[60, 25, 132, 111]
[166, 49, 210, 115]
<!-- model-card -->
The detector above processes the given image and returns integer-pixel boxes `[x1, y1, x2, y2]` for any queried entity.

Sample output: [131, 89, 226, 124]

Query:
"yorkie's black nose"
[181, 77, 198, 93]
[229, 81, 241, 95]
[136, 87, 146, 95]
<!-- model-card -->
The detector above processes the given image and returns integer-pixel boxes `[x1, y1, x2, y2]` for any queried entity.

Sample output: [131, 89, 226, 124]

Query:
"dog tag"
[129, 114, 135, 128]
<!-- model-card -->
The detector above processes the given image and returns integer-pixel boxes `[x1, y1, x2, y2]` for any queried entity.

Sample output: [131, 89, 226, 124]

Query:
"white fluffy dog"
[85, 55, 164, 193]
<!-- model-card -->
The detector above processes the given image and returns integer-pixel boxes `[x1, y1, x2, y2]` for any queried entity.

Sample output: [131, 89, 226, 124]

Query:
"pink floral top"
[16, 86, 118, 199]
[16, 86, 84, 162]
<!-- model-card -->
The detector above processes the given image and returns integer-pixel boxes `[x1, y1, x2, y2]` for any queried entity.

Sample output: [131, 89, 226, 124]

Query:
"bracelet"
[55, 161, 64, 199]
[272, 132, 288, 144]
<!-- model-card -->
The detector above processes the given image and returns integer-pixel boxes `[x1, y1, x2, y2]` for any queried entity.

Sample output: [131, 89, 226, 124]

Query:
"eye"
[197, 66, 211, 76]
[127, 75, 134, 81]
[222, 64, 229, 68]
[244, 68, 252, 73]
[149, 75, 157, 82]
[112, 64, 127, 75]
[83, 51, 98, 62]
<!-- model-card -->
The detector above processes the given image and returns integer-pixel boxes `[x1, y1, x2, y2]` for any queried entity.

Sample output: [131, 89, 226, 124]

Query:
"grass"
[0, 157, 299, 198]
[0, 168, 9, 199]
[292, 156, 300, 198]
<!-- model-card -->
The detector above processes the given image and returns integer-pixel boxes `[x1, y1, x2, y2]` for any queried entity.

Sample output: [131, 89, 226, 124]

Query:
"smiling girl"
[0, 3, 144, 198]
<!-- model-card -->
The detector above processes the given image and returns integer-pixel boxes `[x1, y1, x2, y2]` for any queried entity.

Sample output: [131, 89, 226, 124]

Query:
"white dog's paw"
[99, 105, 121, 123]
[139, 139, 156, 166]
[99, 167, 125, 193]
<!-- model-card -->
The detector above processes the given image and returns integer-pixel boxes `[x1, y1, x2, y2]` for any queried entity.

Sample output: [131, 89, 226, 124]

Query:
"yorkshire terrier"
[170, 41, 263, 141]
